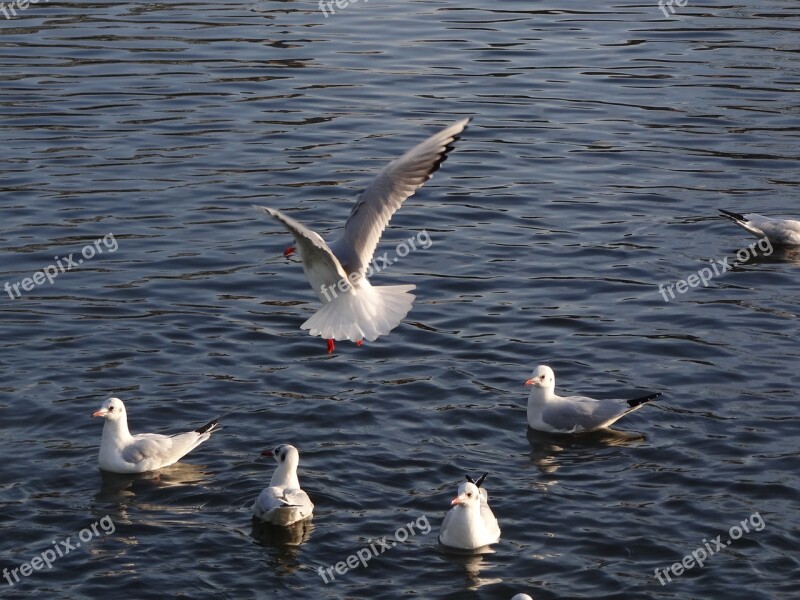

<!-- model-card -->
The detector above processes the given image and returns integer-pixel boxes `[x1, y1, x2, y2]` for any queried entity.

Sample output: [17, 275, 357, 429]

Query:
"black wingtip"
[627, 393, 661, 408]
[195, 419, 220, 434]
[719, 209, 746, 222]
[474, 472, 488, 488]
[421, 118, 472, 184]
[465, 475, 474, 484]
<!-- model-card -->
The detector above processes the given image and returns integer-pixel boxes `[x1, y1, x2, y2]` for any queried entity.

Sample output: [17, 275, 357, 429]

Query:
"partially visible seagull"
[525, 365, 660, 433]
[439, 473, 501, 550]
[255, 117, 471, 353]
[511, 595, 534, 600]
[719, 209, 800, 246]
[253, 444, 314, 526]
[92, 397, 219, 474]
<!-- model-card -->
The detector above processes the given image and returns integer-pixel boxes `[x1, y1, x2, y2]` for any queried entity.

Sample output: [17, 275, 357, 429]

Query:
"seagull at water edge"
[438, 473, 501, 550]
[524, 365, 660, 433]
[92, 397, 219, 474]
[252, 444, 314, 526]
[255, 117, 471, 353]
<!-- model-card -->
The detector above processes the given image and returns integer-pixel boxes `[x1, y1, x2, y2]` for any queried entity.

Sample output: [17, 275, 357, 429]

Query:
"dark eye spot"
[467, 492, 472, 498]
[108, 406, 114, 411]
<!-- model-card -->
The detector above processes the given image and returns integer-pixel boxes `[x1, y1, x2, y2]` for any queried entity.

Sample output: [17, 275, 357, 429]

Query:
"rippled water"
[1, 1, 799, 598]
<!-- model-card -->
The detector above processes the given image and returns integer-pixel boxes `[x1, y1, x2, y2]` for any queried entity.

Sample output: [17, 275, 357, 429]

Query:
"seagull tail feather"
[627, 392, 661, 408]
[301, 284, 416, 342]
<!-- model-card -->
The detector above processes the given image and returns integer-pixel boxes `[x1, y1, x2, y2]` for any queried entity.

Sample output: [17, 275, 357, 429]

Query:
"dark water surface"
[1, 1, 799, 598]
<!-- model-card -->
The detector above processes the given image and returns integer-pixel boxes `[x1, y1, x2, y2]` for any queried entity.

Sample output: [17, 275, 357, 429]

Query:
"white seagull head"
[451, 480, 482, 508]
[524, 365, 555, 391]
[92, 397, 127, 422]
[262, 444, 300, 471]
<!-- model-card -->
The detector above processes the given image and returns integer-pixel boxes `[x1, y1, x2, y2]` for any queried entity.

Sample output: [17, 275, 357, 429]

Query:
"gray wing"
[542, 396, 629, 432]
[255, 205, 350, 297]
[121, 433, 176, 466]
[331, 118, 470, 275]
[750, 216, 800, 245]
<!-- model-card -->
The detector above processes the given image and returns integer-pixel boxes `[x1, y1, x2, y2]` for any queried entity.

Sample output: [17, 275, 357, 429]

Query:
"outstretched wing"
[255, 205, 349, 301]
[331, 118, 470, 276]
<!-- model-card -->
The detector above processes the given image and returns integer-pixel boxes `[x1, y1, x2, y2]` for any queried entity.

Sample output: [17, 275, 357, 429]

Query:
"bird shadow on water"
[250, 517, 314, 576]
[525, 427, 645, 479]
[94, 462, 212, 505]
[437, 548, 503, 591]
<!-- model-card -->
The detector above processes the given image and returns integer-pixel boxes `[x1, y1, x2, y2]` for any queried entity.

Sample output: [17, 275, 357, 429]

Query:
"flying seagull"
[255, 117, 470, 352]
[718, 209, 800, 246]
[524, 365, 660, 433]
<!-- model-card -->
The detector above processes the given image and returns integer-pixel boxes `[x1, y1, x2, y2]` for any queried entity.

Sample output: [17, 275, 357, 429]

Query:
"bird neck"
[528, 385, 556, 405]
[270, 464, 300, 490]
[102, 416, 133, 446]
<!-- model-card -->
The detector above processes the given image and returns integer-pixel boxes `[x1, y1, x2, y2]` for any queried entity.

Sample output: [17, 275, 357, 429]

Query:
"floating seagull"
[718, 209, 800, 246]
[511, 595, 534, 600]
[255, 118, 470, 353]
[439, 473, 501, 550]
[524, 365, 660, 433]
[253, 444, 314, 526]
[92, 397, 219, 474]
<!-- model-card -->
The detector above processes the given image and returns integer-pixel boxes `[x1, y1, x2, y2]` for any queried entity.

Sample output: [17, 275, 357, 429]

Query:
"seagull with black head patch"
[253, 444, 314, 526]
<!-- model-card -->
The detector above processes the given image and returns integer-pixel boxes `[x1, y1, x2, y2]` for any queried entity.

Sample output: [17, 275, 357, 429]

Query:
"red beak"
[450, 496, 461, 506]
[283, 246, 296, 257]
[261, 449, 273, 457]
[524, 379, 535, 387]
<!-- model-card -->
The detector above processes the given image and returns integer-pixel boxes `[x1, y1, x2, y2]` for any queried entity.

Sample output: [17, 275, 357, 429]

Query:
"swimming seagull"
[255, 117, 471, 353]
[524, 365, 660, 433]
[253, 444, 314, 526]
[439, 473, 501, 550]
[92, 397, 219, 474]
[718, 209, 800, 246]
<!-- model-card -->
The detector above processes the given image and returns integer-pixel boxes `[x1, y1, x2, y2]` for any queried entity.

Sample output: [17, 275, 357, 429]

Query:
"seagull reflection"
[438, 550, 502, 590]
[525, 427, 644, 483]
[251, 516, 314, 548]
[95, 462, 211, 504]
[250, 517, 314, 577]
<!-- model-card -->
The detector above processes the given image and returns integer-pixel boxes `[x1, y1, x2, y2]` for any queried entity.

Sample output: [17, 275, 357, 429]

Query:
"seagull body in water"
[439, 473, 501, 550]
[253, 444, 314, 526]
[525, 365, 660, 433]
[255, 118, 470, 353]
[93, 397, 219, 474]
[719, 209, 800, 246]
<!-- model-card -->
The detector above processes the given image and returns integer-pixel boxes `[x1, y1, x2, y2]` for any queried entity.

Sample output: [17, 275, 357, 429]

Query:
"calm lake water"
[1, 1, 799, 599]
